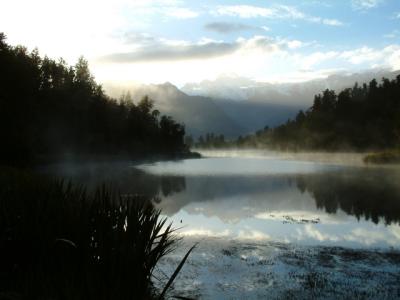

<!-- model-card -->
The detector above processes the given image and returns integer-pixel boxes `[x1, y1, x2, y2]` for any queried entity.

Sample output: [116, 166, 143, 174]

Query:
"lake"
[42, 150, 400, 298]
[134, 151, 400, 249]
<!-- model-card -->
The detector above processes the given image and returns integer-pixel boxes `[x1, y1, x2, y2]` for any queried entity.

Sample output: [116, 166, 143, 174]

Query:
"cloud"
[179, 228, 231, 238]
[99, 41, 240, 63]
[323, 19, 343, 26]
[214, 5, 343, 26]
[384, 30, 399, 39]
[122, 32, 157, 45]
[303, 224, 339, 242]
[299, 51, 339, 69]
[339, 45, 400, 67]
[289, 45, 400, 71]
[237, 229, 270, 241]
[98, 35, 285, 63]
[204, 22, 260, 34]
[93, 42, 400, 87]
[344, 227, 387, 246]
[214, 5, 276, 18]
[286, 40, 304, 49]
[352, 0, 383, 10]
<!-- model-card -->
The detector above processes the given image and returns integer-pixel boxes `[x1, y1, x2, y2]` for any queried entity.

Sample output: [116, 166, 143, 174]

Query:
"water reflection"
[141, 169, 400, 226]
[136, 157, 400, 248]
[40, 158, 400, 248]
[39, 162, 186, 198]
[296, 170, 400, 225]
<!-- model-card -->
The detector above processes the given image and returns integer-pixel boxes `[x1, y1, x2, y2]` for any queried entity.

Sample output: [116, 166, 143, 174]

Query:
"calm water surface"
[136, 153, 400, 249]
[44, 151, 400, 249]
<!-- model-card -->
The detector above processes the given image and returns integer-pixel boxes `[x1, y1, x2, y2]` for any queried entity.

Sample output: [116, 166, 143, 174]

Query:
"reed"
[0, 168, 184, 299]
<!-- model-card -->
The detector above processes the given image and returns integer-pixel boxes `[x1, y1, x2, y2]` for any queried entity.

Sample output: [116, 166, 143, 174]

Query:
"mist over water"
[197, 149, 369, 166]
[135, 152, 400, 248]
[43, 150, 400, 249]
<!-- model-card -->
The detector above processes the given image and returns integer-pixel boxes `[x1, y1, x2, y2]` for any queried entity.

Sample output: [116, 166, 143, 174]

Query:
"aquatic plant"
[0, 168, 185, 299]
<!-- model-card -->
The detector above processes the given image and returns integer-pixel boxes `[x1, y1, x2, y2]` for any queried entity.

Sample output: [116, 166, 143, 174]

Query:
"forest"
[0, 33, 197, 299]
[0, 33, 189, 167]
[196, 76, 400, 152]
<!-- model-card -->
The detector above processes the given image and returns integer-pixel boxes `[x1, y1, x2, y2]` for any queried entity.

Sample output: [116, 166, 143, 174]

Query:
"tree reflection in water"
[41, 163, 400, 226]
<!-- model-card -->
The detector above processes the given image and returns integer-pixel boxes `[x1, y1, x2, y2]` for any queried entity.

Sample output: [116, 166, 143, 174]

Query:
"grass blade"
[158, 243, 198, 299]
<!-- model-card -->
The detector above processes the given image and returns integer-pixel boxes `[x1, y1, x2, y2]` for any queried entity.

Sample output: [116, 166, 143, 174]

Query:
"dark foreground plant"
[0, 168, 185, 299]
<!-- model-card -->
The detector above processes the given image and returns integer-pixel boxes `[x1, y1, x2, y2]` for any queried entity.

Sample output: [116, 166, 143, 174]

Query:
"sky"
[1, 0, 400, 86]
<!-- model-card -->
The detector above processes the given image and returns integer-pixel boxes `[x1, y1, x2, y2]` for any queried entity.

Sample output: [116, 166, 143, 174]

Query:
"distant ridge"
[102, 69, 400, 138]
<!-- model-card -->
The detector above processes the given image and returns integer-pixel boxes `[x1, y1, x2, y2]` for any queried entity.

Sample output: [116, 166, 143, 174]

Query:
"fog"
[197, 149, 369, 167]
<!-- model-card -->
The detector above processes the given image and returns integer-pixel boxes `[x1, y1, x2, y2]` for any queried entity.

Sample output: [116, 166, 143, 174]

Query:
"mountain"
[102, 69, 399, 138]
[104, 82, 300, 137]
[211, 98, 302, 133]
[107, 82, 244, 137]
[182, 69, 400, 106]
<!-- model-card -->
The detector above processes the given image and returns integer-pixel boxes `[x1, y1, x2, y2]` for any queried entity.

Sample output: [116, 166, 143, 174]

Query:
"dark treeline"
[295, 171, 400, 225]
[0, 33, 188, 166]
[267, 77, 400, 150]
[200, 77, 400, 151]
[186, 132, 227, 148]
[256, 77, 400, 150]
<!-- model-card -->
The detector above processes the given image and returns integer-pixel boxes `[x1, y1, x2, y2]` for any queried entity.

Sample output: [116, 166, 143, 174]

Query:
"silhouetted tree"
[235, 75, 400, 151]
[0, 33, 188, 166]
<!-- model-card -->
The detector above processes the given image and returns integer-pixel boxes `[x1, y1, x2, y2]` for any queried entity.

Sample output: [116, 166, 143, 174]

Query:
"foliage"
[193, 133, 227, 148]
[246, 77, 400, 151]
[0, 33, 187, 166]
[0, 168, 181, 299]
[196, 77, 400, 151]
[295, 171, 400, 225]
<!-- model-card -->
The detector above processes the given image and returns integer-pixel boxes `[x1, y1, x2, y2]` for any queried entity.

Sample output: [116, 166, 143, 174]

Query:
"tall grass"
[0, 168, 182, 299]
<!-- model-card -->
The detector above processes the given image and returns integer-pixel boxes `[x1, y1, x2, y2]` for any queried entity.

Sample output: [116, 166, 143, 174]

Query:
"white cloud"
[323, 19, 343, 26]
[303, 225, 339, 242]
[339, 45, 400, 69]
[215, 5, 276, 18]
[299, 51, 339, 69]
[179, 228, 231, 237]
[94, 34, 400, 86]
[213, 4, 343, 26]
[340, 46, 380, 64]
[352, 0, 383, 10]
[384, 30, 399, 38]
[204, 22, 263, 34]
[344, 227, 387, 246]
[287, 40, 304, 49]
[237, 229, 270, 241]
[99, 35, 286, 63]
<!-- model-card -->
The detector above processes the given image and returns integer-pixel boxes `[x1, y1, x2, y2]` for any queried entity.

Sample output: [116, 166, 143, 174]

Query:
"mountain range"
[103, 69, 400, 138]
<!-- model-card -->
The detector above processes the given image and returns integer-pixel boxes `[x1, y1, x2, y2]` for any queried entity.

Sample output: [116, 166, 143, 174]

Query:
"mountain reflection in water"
[41, 157, 400, 248]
